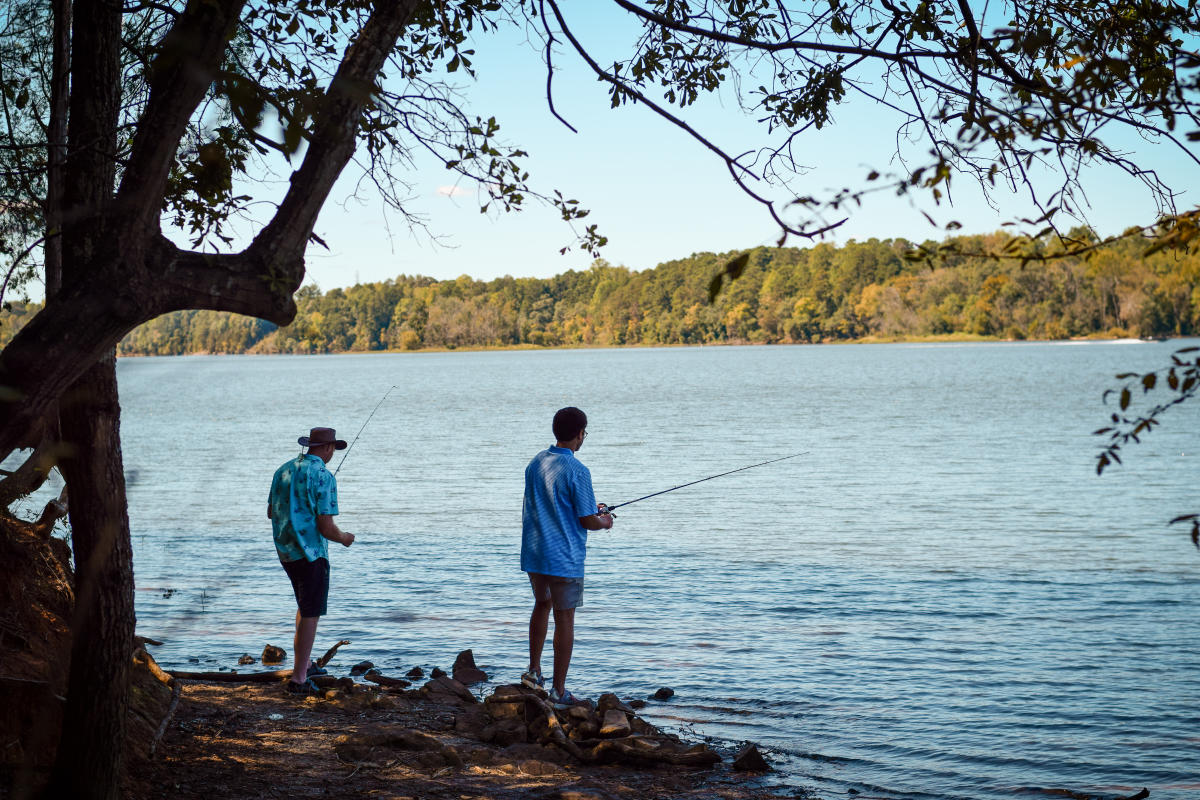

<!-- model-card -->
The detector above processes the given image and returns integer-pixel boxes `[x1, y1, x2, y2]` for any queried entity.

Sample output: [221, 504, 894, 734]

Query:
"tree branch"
[114, 0, 247, 233]
[249, 0, 425, 283]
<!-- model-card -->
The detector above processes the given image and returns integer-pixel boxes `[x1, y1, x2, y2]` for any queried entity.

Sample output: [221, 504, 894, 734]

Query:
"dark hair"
[552, 407, 588, 442]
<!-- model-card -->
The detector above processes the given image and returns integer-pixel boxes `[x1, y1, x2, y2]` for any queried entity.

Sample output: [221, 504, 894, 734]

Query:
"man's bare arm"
[317, 514, 355, 546]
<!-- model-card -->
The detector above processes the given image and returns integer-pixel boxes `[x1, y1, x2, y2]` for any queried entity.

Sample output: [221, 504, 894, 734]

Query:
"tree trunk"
[41, 1, 130, 795]
[44, 352, 135, 800]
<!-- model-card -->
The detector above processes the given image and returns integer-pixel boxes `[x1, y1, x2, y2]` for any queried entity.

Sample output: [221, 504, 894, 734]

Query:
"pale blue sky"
[224, 8, 1200, 291]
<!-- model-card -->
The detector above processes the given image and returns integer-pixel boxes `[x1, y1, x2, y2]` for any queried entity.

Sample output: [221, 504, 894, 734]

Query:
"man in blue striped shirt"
[521, 407, 614, 709]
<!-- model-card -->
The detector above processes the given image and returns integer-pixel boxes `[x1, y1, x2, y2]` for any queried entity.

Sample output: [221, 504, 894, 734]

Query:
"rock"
[405, 666, 425, 679]
[363, 673, 411, 689]
[454, 666, 488, 684]
[583, 737, 720, 767]
[349, 660, 374, 675]
[334, 727, 461, 768]
[490, 684, 525, 700]
[431, 666, 447, 678]
[481, 718, 528, 746]
[462, 746, 495, 765]
[629, 716, 657, 735]
[452, 650, 488, 684]
[483, 696, 525, 720]
[261, 644, 286, 664]
[237, 653, 254, 665]
[519, 759, 561, 776]
[596, 693, 634, 715]
[568, 720, 599, 740]
[454, 706, 490, 737]
[336, 676, 356, 692]
[422, 674, 478, 704]
[732, 742, 771, 772]
[566, 704, 593, 721]
[452, 649, 478, 672]
[651, 687, 674, 700]
[438, 744, 464, 768]
[598, 709, 631, 738]
[628, 698, 646, 709]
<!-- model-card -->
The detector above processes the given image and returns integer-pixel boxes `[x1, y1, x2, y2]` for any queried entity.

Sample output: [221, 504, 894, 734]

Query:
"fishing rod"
[599, 451, 808, 516]
[333, 385, 398, 476]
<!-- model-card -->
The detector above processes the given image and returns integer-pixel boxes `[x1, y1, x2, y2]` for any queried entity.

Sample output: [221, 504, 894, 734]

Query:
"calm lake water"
[18, 341, 1200, 799]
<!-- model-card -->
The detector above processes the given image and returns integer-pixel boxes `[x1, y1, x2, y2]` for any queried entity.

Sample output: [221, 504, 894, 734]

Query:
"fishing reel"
[597, 503, 616, 519]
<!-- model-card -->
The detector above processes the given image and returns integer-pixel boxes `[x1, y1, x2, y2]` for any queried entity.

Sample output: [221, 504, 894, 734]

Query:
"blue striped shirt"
[269, 454, 339, 563]
[521, 446, 597, 578]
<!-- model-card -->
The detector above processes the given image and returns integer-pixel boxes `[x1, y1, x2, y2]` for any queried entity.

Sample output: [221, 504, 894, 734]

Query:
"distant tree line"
[4, 232, 1199, 355]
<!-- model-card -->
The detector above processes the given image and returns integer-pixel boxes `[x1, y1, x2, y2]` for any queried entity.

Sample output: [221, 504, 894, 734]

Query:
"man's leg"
[550, 607, 575, 695]
[527, 573, 552, 676]
[283, 557, 328, 685]
[292, 613, 319, 684]
[528, 599, 552, 675]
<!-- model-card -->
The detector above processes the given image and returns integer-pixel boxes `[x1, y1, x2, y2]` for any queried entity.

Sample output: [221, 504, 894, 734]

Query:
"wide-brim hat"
[298, 427, 348, 449]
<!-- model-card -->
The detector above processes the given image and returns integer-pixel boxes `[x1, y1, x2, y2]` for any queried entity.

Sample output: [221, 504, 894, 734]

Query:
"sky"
[272, 5, 1198, 293]
[21, 3, 1197, 301]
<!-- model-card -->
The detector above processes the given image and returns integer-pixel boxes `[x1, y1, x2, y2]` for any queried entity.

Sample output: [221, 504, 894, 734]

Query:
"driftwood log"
[166, 669, 291, 682]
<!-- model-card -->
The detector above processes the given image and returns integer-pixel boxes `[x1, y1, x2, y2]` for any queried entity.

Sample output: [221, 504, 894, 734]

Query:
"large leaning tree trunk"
[0, 0, 426, 797]
[41, 0, 130, 794]
[47, 356, 134, 800]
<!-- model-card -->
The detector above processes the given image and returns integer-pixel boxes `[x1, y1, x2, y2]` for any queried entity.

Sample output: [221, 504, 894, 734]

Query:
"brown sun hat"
[298, 427, 348, 449]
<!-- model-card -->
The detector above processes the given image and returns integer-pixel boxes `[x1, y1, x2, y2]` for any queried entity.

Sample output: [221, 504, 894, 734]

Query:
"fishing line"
[601, 451, 808, 514]
[334, 385, 398, 476]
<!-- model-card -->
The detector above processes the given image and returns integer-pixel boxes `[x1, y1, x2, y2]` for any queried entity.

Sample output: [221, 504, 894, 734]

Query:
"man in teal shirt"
[268, 426, 355, 694]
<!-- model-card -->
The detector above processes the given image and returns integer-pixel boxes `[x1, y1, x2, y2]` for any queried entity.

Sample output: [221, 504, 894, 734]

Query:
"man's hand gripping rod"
[597, 451, 808, 517]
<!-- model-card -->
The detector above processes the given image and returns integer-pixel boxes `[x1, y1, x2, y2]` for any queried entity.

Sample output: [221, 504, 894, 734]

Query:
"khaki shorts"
[527, 572, 584, 610]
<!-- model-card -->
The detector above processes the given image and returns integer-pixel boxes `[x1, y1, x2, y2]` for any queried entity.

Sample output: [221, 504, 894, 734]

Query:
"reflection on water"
[89, 342, 1200, 799]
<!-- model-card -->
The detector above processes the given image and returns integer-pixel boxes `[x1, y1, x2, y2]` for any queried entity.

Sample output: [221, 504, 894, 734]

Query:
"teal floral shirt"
[269, 454, 339, 562]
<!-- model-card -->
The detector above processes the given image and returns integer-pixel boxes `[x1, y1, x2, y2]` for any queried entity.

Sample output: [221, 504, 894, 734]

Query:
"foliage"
[527, 0, 1200, 250]
[6, 231, 1190, 355]
[0, 0, 53, 302]
[1095, 343, 1200, 548]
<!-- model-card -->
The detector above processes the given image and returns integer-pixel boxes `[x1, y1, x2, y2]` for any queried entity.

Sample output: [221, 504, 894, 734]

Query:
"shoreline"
[112, 332, 1178, 358]
[127, 669, 790, 800]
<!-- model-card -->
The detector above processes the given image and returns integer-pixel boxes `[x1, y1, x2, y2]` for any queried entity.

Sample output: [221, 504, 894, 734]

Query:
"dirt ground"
[125, 681, 798, 800]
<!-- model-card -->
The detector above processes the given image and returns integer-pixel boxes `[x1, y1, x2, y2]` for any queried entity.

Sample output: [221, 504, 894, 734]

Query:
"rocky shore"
[126, 647, 786, 800]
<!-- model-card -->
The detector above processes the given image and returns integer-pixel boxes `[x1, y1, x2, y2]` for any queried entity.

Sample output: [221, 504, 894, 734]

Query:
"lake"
[16, 341, 1199, 799]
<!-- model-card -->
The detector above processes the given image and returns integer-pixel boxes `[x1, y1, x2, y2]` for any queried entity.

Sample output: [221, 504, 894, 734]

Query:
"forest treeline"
[4, 232, 1199, 355]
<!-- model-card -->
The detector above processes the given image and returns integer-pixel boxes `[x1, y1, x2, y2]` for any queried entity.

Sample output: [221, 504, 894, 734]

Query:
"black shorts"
[282, 557, 329, 617]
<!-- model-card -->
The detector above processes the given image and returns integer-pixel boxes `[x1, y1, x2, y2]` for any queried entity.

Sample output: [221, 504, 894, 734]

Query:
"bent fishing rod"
[599, 451, 808, 516]
[334, 385, 398, 476]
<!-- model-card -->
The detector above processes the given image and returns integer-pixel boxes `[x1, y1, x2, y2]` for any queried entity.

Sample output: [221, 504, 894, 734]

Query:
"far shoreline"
[114, 332, 1179, 358]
